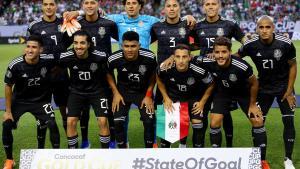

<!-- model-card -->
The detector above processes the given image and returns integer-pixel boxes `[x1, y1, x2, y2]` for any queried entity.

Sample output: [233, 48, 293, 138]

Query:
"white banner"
[20, 148, 261, 169]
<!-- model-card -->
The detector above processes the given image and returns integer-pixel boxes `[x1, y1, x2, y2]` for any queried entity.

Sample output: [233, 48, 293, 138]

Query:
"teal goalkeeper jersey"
[107, 14, 159, 49]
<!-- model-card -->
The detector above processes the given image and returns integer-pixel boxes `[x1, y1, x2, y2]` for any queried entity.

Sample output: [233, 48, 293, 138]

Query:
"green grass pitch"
[0, 41, 299, 168]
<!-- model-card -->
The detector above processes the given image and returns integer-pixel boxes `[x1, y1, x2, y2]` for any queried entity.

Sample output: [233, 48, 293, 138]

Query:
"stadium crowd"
[0, 0, 300, 25]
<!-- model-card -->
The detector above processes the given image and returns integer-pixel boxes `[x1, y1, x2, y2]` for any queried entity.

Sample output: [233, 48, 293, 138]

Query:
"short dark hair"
[122, 31, 139, 42]
[122, 0, 144, 9]
[27, 35, 43, 46]
[73, 30, 92, 44]
[213, 37, 232, 51]
[42, 0, 58, 4]
[174, 44, 191, 55]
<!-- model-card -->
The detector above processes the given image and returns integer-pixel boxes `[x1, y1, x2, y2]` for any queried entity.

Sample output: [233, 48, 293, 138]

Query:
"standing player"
[150, 0, 194, 147]
[237, 15, 297, 169]
[105, 0, 196, 49]
[75, 0, 119, 148]
[27, 0, 75, 148]
[199, 37, 269, 168]
[107, 31, 157, 148]
[59, 30, 110, 149]
[190, 0, 246, 147]
[156, 44, 214, 148]
[2, 35, 60, 169]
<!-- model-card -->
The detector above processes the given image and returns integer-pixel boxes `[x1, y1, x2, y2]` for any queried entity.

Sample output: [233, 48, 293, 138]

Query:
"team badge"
[179, 27, 186, 38]
[5, 70, 12, 78]
[216, 28, 224, 36]
[229, 74, 237, 82]
[139, 65, 147, 75]
[187, 77, 195, 85]
[90, 63, 98, 72]
[98, 27, 106, 38]
[274, 49, 282, 61]
[40, 67, 47, 78]
[138, 21, 144, 27]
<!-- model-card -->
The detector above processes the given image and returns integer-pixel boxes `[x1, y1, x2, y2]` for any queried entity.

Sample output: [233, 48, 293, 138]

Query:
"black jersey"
[238, 34, 296, 95]
[151, 19, 191, 64]
[4, 54, 56, 103]
[78, 16, 118, 55]
[157, 60, 213, 102]
[107, 48, 157, 95]
[196, 55, 253, 96]
[28, 16, 71, 58]
[59, 49, 108, 95]
[191, 16, 244, 55]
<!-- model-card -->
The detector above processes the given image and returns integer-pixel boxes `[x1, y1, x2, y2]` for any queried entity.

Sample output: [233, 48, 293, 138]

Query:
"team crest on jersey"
[40, 67, 47, 78]
[274, 49, 282, 61]
[138, 21, 144, 27]
[179, 27, 186, 38]
[229, 74, 237, 82]
[139, 65, 147, 75]
[5, 70, 12, 78]
[90, 63, 98, 72]
[98, 27, 106, 38]
[216, 28, 224, 36]
[187, 77, 195, 85]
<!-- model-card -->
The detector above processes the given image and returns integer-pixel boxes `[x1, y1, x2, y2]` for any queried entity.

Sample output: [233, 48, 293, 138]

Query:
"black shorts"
[114, 93, 155, 123]
[211, 92, 250, 116]
[67, 93, 109, 118]
[257, 93, 295, 116]
[11, 101, 55, 127]
[52, 69, 69, 107]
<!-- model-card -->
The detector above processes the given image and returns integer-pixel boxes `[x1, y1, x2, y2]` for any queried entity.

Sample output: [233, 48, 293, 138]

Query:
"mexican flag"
[156, 102, 190, 143]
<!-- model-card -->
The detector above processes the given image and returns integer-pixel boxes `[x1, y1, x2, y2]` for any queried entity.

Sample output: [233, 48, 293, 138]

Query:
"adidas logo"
[41, 30, 46, 35]
[122, 68, 127, 71]
[161, 30, 166, 35]
[73, 65, 78, 69]
[170, 78, 175, 82]
[50, 114, 55, 117]
[256, 52, 262, 56]
[22, 74, 28, 78]
[201, 31, 205, 35]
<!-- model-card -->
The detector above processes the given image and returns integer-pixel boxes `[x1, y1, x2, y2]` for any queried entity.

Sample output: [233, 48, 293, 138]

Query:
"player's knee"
[114, 117, 125, 131]
[98, 117, 109, 128]
[191, 119, 202, 124]
[46, 119, 58, 129]
[67, 117, 78, 128]
[210, 119, 222, 128]
[282, 116, 295, 129]
[143, 120, 154, 132]
[250, 118, 264, 127]
[3, 119, 14, 130]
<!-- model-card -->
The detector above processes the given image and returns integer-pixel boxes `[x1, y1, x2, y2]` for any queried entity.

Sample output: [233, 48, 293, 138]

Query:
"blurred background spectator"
[0, 0, 299, 25]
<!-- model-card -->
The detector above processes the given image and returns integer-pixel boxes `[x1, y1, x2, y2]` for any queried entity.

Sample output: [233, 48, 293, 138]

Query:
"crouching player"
[59, 30, 110, 148]
[156, 44, 214, 148]
[2, 35, 60, 168]
[107, 31, 157, 148]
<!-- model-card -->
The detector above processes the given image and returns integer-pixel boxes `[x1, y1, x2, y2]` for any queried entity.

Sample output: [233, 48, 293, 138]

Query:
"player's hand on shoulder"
[3, 111, 14, 121]
[160, 55, 174, 70]
[206, 53, 215, 59]
[112, 92, 125, 113]
[185, 15, 196, 28]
